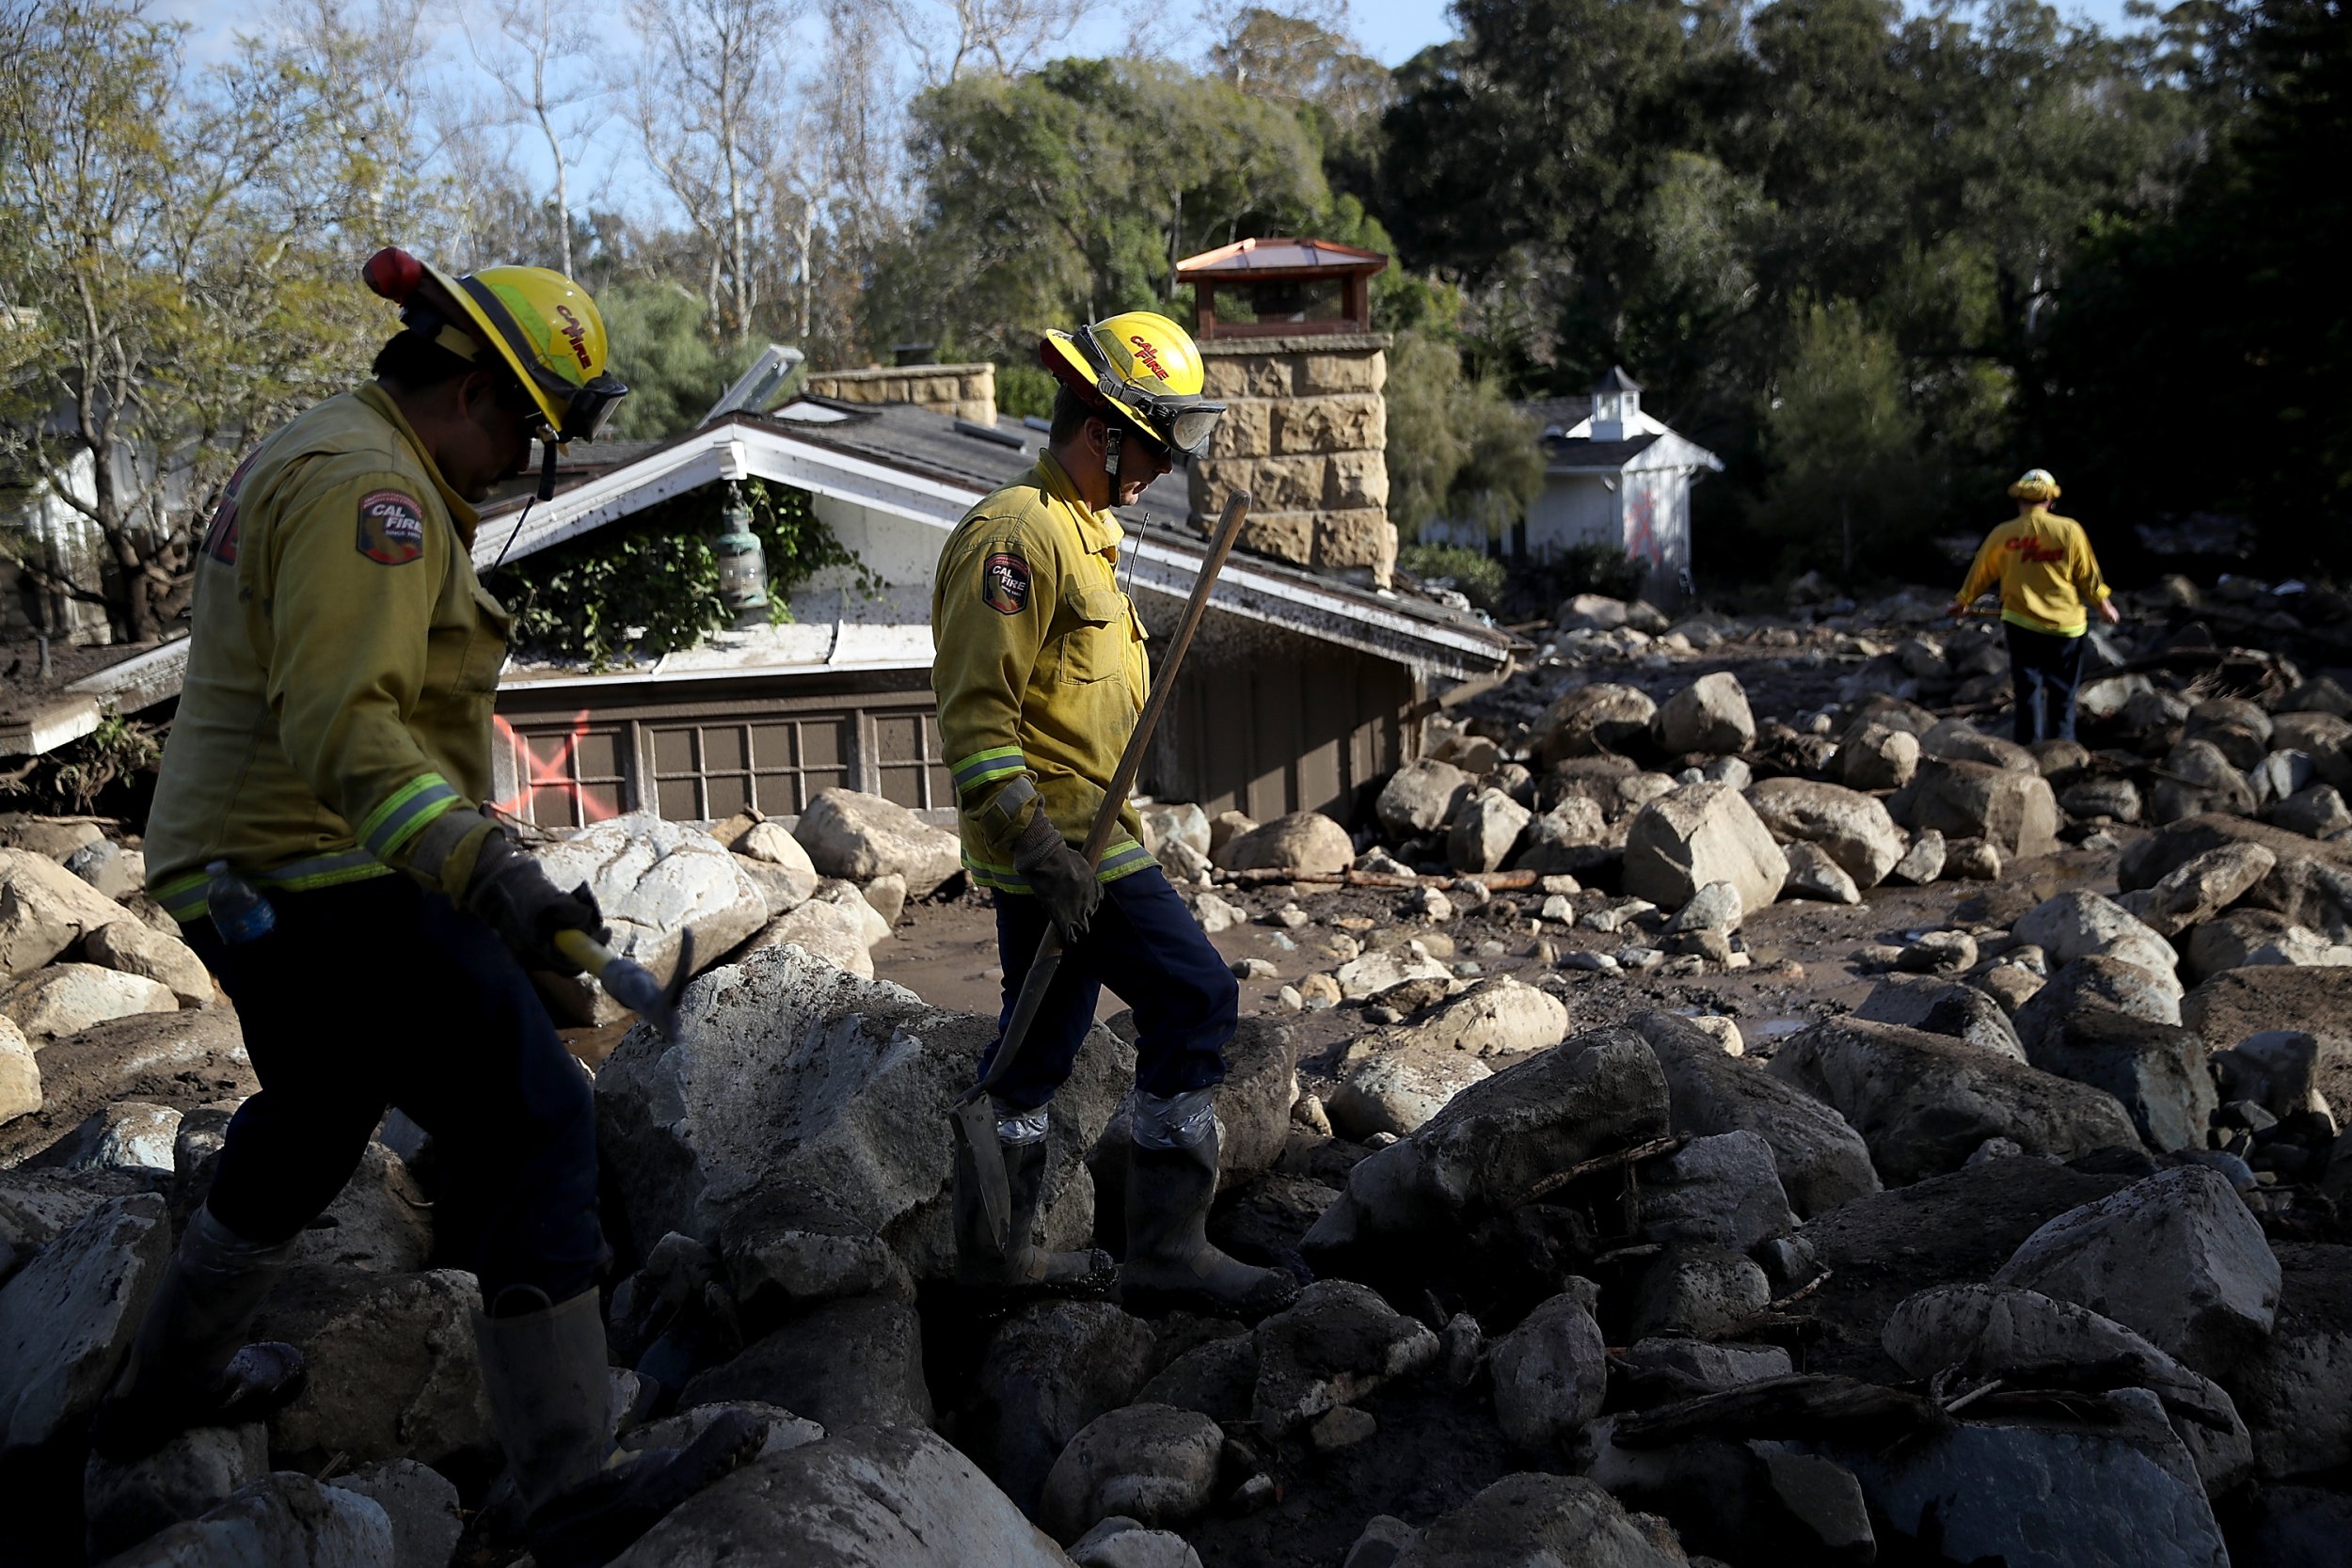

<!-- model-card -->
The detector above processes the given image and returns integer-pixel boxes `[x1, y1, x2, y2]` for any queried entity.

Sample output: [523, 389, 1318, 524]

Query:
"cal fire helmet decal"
[982, 549, 1031, 614]
[356, 489, 427, 565]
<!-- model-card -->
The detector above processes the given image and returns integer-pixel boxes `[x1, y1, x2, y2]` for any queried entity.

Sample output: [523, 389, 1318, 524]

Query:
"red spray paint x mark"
[492, 711, 618, 825]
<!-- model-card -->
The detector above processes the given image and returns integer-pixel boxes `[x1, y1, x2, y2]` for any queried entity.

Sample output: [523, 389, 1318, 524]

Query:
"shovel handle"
[553, 927, 615, 974]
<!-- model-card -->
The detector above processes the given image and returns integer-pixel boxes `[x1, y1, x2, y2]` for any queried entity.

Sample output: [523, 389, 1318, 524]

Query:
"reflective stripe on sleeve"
[358, 773, 462, 858]
[950, 747, 1028, 796]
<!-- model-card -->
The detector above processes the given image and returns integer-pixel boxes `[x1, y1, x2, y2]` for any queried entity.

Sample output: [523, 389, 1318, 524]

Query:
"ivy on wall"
[484, 481, 882, 670]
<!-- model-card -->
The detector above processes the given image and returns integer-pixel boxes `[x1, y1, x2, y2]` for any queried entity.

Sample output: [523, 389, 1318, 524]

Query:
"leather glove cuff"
[465, 831, 611, 974]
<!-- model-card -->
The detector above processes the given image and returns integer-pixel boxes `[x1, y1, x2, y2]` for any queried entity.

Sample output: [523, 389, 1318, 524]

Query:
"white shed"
[1517, 368, 1722, 598]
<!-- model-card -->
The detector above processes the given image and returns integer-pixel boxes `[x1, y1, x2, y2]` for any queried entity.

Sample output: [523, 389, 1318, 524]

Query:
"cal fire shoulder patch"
[356, 489, 427, 566]
[981, 549, 1032, 615]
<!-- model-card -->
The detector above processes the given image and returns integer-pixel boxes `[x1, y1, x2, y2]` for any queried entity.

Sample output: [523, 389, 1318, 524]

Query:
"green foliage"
[1754, 298, 1926, 577]
[994, 362, 1057, 420]
[485, 482, 878, 669]
[1385, 328, 1545, 539]
[1397, 543, 1505, 610]
[1552, 543, 1649, 602]
[597, 281, 762, 440]
[3, 712, 163, 816]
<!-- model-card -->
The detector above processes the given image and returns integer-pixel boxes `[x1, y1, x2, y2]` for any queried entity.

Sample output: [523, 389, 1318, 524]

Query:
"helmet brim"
[411, 260, 575, 436]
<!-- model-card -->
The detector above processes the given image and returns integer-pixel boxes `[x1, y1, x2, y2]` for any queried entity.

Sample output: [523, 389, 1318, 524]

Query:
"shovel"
[950, 490, 1255, 1247]
[554, 927, 697, 1044]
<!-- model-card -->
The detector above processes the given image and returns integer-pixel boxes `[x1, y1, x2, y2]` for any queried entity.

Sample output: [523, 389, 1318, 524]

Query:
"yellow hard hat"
[1041, 311, 1225, 458]
[2008, 468, 2061, 502]
[364, 247, 628, 442]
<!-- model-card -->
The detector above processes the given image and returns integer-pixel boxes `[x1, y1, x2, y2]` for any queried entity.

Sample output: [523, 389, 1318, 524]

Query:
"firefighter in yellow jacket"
[931, 312, 1295, 1317]
[1950, 467, 2121, 744]
[95, 249, 760, 1563]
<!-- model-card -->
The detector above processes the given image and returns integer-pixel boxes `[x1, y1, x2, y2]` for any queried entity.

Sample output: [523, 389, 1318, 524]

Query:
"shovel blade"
[951, 1094, 1012, 1249]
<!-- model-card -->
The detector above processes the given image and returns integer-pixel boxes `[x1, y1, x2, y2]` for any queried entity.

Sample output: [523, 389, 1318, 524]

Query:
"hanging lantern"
[714, 481, 770, 628]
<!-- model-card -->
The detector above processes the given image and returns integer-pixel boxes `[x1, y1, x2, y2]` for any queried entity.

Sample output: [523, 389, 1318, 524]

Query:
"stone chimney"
[1175, 238, 1396, 589]
[804, 362, 997, 425]
[1186, 335, 1392, 587]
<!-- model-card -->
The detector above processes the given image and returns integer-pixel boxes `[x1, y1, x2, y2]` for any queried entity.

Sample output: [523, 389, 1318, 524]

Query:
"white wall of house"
[1525, 471, 1623, 561]
[0, 448, 112, 642]
[790, 494, 948, 627]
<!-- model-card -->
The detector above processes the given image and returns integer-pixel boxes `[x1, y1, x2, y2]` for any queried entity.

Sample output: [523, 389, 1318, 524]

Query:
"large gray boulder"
[1488, 1291, 1609, 1448]
[533, 812, 773, 1023]
[0, 847, 132, 982]
[794, 789, 962, 895]
[1838, 721, 1920, 792]
[1894, 758, 2060, 860]
[1883, 1283, 2251, 1493]
[325, 1457, 463, 1568]
[1447, 789, 1533, 874]
[0, 1015, 36, 1125]
[970, 1300, 1158, 1515]
[1038, 1403, 1223, 1544]
[103, 1472, 396, 1568]
[1765, 1017, 2144, 1185]
[1634, 1013, 1880, 1219]
[681, 1293, 931, 1432]
[1855, 976, 2026, 1061]
[2013, 995, 2217, 1154]
[81, 919, 213, 1007]
[246, 1268, 497, 1472]
[1745, 778, 1906, 888]
[596, 944, 1131, 1282]
[1653, 671, 1756, 755]
[3, 962, 179, 1042]
[1537, 683, 1657, 763]
[609, 1424, 1076, 1566]
[1327, 1041, 1491, 1141]
[2217, 1242, 2352, 1481]
[2013, 893, 2183, 1003]
[2141, 842, 2278, 937]
[1306, 1030, 1671, 1252]
[1994, 1165, 2280, 1378]
[0, 1191, 171, 1456]
[1212, 812, 1354, 875]
[82, 1423, 272, 1561]
[0, 1007, 254, 1169]
[1392, 1473, 1688, 1568]
[1376, 758, 1473, 839]
[1636, 1131, 1796, 1252]
[1249, 1280, 1439, 1437]
[1622, 783, 1788, 914]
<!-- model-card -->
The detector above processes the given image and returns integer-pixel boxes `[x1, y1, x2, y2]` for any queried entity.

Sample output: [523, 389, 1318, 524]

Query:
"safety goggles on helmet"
[1066, 324, 1225, 458]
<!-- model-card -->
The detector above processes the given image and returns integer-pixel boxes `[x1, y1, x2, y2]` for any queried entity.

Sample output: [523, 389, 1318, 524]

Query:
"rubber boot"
[474, 1287, 768, 1568]
[87, 1204, 306, 1462]
[954, 1133, 1114, 1292]
[1121, 1121, 1299, 1319]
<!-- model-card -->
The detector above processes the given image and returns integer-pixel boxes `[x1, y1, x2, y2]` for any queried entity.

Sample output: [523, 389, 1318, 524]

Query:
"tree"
[0, 0, 418, 641]
[875, 0, 1101, 88]
[465, 0, 613, 277]
[596, 279, 759, 438]
[1753, 297, 1924, 578]
[1384, 328, 1543, 541]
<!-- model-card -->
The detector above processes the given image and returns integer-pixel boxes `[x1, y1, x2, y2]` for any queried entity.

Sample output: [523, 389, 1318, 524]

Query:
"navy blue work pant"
[978, 866, 1237, 1112]
[2005, 621, 2089, 744]
[184, 875, 603, 1305]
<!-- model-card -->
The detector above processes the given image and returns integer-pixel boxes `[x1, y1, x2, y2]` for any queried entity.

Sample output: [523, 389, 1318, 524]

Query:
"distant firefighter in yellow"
[1950, 468, 2121, 743]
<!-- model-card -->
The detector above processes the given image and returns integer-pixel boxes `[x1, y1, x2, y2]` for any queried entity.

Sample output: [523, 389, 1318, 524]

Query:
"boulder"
[1920, 719, 2038, 772]
[2209, 1030, 2335, 1119]
[1781, 842, 1860, 904]
[0, 1016, 37, 1125]
[1629, 1242, 1772, 1338]
[1038, 1403, 1223, 1544]
[793, 789, 962, 896]
[1138, 802, 1211, 860]
[1328, 1043, 1491, 1140]
[83, 1423, 272, 1560]
[680, 1293, 931, 1432]
[1392, 1473, 1688, 1568]
[1765, 1017, 2145, 1185]
[2012, 995, 2217, 1153]
[0, 847, 131, 981]
[2153, 739, 2256, 823]
[1855, 976, 2026, 1061]
[1654, 672, 1756, 755]
[1885, 828, 1946, 885]
[735, 819, 821, 907]
[971, 1300, 1157, 1514]
[1489, 1291, 1609, 1448]
[1634, 1013, 1880, 1219]
[2013, 893, 2183, 1003]
[1662, 881, 1742, 935]
[2062, 777, 2145, 824]
[1447, 789, 1532, 874]
[596, 945, 1131, 1283]
[533, 812, 773, 1023]
[325, 1458, 463, 1568]
[1136, 1335, 1257, 1425]
[1837, 1387, 2228, 1568]
[1249, 1280, 1439, 1436]
[2121, 815, 2352, 934]
[1512, 797, 1612, 873]
[0, 1007, 254, 1169]
[1307, 1030, 1671, 1252]
[247, 1267, 497, 1471]
[2, 963, 178, 1041]
[2269, 784, 2352, 838]
[1396, 975, 1566, 1059]
[1636, 1130, 1797, 1253]
[716, 1180, 909, 1323]
[1622, 783, 1788, 914]
[1537, 683, 1657, 763]
[62, 838, 143, 901]
[1746, 779, 1905, 888]
[80, 919, 213, 1007]
[608, 1423, 1075, 1567]
[2142, 843, 2278, 937]
[1994, 1165, 2280, 1377]
[51, 1101, 182, 1174]
[1883, 1283, 2251, 1493]
[1893, 759, 2060, 860]
[744, 897, 877, 979]
[2217, 1242, 2352, 1481]
[2016, 955, 2184, 1047]
[1838, 721, 1920, 792]
[1067, 1518, 1203, 1568]
[1333, 944, 1451, 1000]
[1376, 759, 1473, 839]
[103, 1472, 395, 1568]
[0, 1192, 170, 1455]
[1212, 812, 1353, 876]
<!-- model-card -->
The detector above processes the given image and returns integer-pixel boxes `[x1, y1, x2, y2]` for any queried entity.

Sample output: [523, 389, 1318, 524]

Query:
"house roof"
[1173, 237, 1388, 283]
[1593, 365, 1641, 393]
[473, 398, 1517, 683]
[1543, 432, 1663, 469]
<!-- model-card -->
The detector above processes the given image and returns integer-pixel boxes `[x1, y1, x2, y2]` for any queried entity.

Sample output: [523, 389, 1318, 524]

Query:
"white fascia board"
[500, 654, 932, 694]
[1620, 431, 1726, 475]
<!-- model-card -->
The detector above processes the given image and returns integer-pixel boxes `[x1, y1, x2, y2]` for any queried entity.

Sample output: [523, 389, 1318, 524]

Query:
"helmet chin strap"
[1102, 425, 1122, 509]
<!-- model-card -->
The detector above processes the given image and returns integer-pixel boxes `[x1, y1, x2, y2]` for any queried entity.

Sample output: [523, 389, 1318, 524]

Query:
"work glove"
[1010, 808, 1101, 943]
[466, 830, 610, 974]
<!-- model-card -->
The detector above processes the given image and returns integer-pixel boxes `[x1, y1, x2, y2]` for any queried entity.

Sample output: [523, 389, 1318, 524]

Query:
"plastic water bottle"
[205, 860, 277, 945]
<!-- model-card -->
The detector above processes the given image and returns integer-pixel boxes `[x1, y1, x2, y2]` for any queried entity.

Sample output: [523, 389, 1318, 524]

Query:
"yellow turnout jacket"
[930, 453, 1155, 893]
[1956, 505, 2111, 637]
[146, 387, 506, 919]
